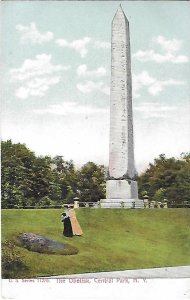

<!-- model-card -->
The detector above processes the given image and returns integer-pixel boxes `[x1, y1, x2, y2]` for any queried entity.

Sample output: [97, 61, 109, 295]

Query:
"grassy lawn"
[1, 208, 190, 278]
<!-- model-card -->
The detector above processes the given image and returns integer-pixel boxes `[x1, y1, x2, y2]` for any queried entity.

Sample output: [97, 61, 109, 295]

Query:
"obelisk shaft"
[109, 5, 136, 180]
[100, 6, 144, 207]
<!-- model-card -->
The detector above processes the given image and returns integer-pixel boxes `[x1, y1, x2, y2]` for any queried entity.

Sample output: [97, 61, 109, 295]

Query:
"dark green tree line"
[138, 153, 190, 207]
[1, 140, 106, 208]
[2, 140, 190, 209]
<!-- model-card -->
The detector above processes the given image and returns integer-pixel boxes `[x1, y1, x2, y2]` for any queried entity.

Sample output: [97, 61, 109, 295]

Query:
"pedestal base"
[106, 180, 138, 199]
[101, 179, 143, 208]
[100, 198, 144, 209]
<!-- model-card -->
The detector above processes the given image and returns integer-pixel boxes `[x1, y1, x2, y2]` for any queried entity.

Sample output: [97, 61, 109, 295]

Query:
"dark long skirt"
[63, 217, 73, 237]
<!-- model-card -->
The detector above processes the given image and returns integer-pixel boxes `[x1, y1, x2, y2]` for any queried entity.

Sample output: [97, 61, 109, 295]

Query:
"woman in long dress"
[61, 206, 73, 237]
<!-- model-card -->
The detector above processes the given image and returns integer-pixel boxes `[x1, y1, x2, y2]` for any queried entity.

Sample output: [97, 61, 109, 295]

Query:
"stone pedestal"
[100, 179, 143, 208]
[106, 180, 138, 199]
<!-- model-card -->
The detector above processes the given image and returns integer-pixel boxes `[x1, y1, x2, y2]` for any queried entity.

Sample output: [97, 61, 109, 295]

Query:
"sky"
[1, 1, 190, 173]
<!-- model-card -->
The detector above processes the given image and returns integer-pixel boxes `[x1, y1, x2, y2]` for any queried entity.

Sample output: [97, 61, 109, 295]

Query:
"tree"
[77, 162, 106, 203]
[2, 141, 107, 208]
[153, 188, 167, 203]
[50, 156, 78, 204]
[1, 141, 52, 208]
[138, 153, 190, 207]
[29, 156, 52, 204]
[1, 140, 37, 208]
[166, 153, 190, 207]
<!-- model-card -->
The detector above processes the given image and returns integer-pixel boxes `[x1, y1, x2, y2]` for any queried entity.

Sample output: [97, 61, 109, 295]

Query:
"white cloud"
[101, 86, 110, 96]
[93, 40, 111, 49]
[170, 55, 189, 63]
[10, 54, 69, 81]
[56, 37, 110, 56]
[76, 64, 107, 78]
[134, 103, 190, 172]
[133, 50, 189, 64]
[16, 23, 53, 45]
[133, 71, 185, 98]
[15, 87, 29, 100]
[34, 102, 108, 116]
[56, 37, 91, 57]
[133, 36, 189, 63]
[148, 78, 184, 96]
[77, 80, 110, 95]
[10, 54, 69, 99]
[134, 102, 178, 119]
[16, 77, 60, 99]
[133, 71, 156, 97]
[155, 35, 182, 53]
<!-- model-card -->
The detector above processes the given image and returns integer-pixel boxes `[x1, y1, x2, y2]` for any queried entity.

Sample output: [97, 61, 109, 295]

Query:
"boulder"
[18, 233, 65, 254]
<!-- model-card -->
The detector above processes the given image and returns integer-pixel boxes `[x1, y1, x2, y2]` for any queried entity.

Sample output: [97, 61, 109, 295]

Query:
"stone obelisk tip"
[113, 4, 129, 23]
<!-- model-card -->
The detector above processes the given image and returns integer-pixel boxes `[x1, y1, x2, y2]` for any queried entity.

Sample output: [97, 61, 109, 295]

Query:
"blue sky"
[1, 1, 190, 173]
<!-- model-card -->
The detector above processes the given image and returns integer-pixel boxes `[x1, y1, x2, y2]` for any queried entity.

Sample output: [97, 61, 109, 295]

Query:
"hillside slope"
[2, 208, 190, 278]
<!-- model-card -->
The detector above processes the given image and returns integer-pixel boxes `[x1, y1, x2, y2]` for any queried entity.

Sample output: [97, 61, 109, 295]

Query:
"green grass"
[1, 208, 190, 278]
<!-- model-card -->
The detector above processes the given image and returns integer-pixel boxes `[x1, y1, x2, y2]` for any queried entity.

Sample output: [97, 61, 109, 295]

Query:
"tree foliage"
[138, 153, 190, 207]
[1, 140, 106, 208]
[77, 162, 106, 202]
[2, 140, 189, 209]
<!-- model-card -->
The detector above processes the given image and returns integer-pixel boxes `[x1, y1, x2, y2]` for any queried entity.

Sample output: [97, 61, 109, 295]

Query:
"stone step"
[100, 199, 144, 208]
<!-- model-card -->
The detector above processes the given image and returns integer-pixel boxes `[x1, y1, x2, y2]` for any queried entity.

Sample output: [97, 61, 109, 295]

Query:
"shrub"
[2, 240, 26, 278]
[36, 196, 53, 208]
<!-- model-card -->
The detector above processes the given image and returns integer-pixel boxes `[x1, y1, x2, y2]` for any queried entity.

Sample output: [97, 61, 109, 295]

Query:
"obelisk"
[101, 5, 143, 208]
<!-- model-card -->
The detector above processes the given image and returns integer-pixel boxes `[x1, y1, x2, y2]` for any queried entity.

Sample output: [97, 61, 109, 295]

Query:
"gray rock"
[18, 233, 65, 253]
